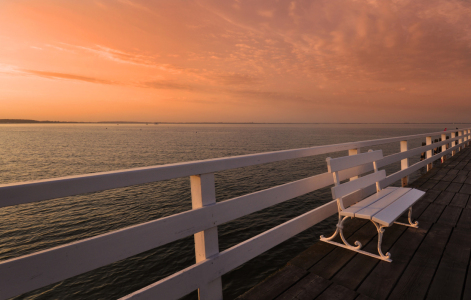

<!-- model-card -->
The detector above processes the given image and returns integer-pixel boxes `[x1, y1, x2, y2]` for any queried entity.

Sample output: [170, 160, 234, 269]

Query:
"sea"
[0, 123, 464, 299]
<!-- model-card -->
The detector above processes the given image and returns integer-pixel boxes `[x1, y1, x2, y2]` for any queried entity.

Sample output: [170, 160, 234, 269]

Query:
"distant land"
[1, 119, 471, 125]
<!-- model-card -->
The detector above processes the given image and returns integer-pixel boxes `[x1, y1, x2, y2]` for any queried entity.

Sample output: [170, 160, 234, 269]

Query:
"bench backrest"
[326, 150, 385, 210]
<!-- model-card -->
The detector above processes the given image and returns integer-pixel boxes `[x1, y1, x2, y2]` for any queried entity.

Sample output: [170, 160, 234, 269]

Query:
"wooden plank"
[378, 136, 460, 170]
[421, 179, 439, 190]
[457, 208, 471, 229]
[357, 222, 431, 300]
[372, 189, 425, 226]
[450, 193, 469, 208]
[436, 206, 462, 227]
[289, 218, 368, 270]
[426, 229, 471, 300]
[419, 189, 440, 203]
[327, 150, 383, 173]
[276, 273, 331, 300]
[236, 264, 307, 300]
[441, 173, 457, 182]
[190, 174, 222, 299]
[452, 174, 467, 183]
[460, 183, 471, 195]
[340, 187, 398, 218]
[418, 203, 446, 223]
[431, 180, 450, 192]
[429, 173, 446, 181]
[120, 200, 340, 300]
[355, 188, 411, 220]
[434, 191, 454, 205]
[332, 170, 386, 199]
[355, 295, 376, 300]
[447, 169, 460, 175]
[309, 222, 378, 279]
[446, 182, 463, 193]
[315, 283, 357, 300]
[421, 190, 440, 202]
[332, 223, 407, 290]
[411, 200, 430, 219]
[388, 224, 452, 300]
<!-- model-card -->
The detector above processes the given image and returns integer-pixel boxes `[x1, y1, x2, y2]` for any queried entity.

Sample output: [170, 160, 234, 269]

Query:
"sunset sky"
[1, 0, 471, 123]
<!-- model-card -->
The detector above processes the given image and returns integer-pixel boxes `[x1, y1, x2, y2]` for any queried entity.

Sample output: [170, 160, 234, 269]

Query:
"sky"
[1, 0, 471, 123]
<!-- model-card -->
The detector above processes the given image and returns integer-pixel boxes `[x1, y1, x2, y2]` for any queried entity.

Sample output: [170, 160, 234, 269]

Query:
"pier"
[1, 128, 471, 300]
[238, 146, 471, 300]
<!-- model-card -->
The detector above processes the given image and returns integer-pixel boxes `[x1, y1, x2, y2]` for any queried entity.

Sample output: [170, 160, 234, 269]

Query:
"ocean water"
[0, 123, 462, 299]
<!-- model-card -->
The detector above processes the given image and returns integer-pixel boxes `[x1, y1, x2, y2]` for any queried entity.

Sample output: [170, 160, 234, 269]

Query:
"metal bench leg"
[320, 216, 393, 263]
[320, 215, 362, 249]
[394, 207, 419, 228]
[371, 221, 392, 262]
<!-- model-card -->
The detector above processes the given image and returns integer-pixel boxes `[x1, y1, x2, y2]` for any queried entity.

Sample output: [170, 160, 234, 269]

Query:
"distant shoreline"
[0, 119, 470, 125]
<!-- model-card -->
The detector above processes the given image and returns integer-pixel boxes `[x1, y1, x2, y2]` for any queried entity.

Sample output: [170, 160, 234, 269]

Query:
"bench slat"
[372, 189, 426, 226]
[355, 188, 411, 219]
[327, 150, 383, 173]
[332, 170, 386, 199]
[340, 187, 398, 217]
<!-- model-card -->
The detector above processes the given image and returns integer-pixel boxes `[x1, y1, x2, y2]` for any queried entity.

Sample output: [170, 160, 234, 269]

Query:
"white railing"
[1, 128, 470, 300]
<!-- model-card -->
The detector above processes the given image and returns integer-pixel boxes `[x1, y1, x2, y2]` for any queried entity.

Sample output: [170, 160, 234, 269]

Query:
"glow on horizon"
[1, 0, 471, 123]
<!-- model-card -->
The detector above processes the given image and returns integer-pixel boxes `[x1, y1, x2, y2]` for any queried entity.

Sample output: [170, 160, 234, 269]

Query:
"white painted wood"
[400, 141, 409, 187]
[190, 174, 222, 300]
[459, 131, 463, 150]
[441, 133, 447, 163]
[3, 129, 471, 209]
[332, 170, 386, 199]
[0, 171, 338, 300]
[380, 142, 461, 188]
[120, 200, 339, 300]
[374, 135, 456, 170]
[340, 187, 398, 217]
[426, 136, 433, 171]
[327, 150, 382, 173]
[348, 148, 361, 181]
[372, 189, 425, 226]
[342, 184, 377, 208]
[452, 132, 456, 156]
[354, 188, 410, 219]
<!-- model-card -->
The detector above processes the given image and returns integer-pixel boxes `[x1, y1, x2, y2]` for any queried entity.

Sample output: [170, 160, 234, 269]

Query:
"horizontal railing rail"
[1, 128, 470, 300]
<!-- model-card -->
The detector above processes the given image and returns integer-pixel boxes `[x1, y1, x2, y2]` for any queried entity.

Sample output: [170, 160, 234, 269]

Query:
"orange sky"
[1, 0, 470, 123]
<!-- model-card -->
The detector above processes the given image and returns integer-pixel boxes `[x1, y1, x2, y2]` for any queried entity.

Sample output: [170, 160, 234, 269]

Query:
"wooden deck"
[237, 147, 471, 300]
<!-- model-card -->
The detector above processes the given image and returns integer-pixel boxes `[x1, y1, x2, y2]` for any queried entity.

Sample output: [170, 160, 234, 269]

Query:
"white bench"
[320, 150, 425, 262]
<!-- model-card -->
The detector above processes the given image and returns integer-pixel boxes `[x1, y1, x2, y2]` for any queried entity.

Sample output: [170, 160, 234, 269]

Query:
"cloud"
[141, 80, 193, 90]
[21, 69, 115, 84]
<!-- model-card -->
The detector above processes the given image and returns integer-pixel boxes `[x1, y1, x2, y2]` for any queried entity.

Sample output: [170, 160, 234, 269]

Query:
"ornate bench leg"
[394, 207, 419, 228]
[320, 215, 362, 250]
[320, 216, 392, 262]
[371, 221, 391, 261]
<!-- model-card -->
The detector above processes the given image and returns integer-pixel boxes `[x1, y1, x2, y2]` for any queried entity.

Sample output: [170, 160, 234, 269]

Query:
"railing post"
[441, 133, 447, 163]
[459, 131, 463, 151]
[464, 131, 467, 148]
[451, 132, 456, 156]
[348, 148, 360, 181]
[426, 136, 433, 171]
[400, 141, 409, 186]
[190, 173, 223, 300]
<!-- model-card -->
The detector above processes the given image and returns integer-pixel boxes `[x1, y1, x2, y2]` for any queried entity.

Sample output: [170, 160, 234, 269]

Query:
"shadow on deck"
[237, 147, 471, 300]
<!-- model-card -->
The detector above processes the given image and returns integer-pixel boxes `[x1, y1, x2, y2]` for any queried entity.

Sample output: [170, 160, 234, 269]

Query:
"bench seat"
[341, 187, 425, 226]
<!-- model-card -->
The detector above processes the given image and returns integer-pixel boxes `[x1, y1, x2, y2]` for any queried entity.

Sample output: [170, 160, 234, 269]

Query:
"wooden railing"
[1, 128, 470, 300]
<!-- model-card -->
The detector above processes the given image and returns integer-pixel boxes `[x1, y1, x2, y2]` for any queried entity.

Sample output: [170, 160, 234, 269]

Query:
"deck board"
[237, 148, 471, 300]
